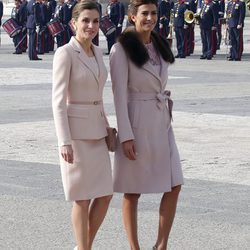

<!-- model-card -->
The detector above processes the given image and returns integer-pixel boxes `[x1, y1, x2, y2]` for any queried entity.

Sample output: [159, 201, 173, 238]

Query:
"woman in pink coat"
[52, 2, 113, 250]
[110, 0, 184, 249]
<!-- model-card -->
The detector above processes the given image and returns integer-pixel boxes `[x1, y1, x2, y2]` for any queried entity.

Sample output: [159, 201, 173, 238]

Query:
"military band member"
[106, 0, 125, 54]
[184, 0, 196, 56]
[26, 0, 42, 60]
[19, 0, 28, 52]
[54, 0, 66, 47]
[11, 0, 23, 54]
[226, 0, 244, 60]
[173, 0, 188, 58]
[37, 0, 47, 54]
[156, 0, 172, 40]
[92, 0, 102, 46]
[239, 0, 245, 58]
[199, 0, 217, 60]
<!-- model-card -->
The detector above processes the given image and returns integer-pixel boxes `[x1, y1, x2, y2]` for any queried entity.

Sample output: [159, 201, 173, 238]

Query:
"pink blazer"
[52, 37, 108, 146]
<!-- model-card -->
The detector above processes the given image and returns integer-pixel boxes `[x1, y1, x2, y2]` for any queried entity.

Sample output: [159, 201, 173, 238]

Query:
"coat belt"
[128, 91, 173, 120]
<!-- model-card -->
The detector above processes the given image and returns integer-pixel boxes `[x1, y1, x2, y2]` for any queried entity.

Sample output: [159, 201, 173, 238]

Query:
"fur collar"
[118, 27, 174, 67]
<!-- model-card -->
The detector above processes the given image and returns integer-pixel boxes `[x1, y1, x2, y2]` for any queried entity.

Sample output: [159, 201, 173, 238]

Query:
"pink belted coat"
[110, 42, 184, 194]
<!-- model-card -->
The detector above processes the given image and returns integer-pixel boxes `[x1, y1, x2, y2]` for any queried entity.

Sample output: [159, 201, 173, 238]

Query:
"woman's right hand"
[122, 140, 137, 161]
[60, 145, 74, 164]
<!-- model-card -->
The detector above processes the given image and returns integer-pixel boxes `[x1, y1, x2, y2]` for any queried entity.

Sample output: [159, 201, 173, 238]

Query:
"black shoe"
[175, 55, 180, 58]
[235, 58, 241, 61]
[180, 55, 186, 58]
[13, 51, 22, 54]
[227, 57, 234, 61]
[207, 57, 212, 60]
[200, 55, 206, 59]
[31, 57, 42, 61]
[105, 52, 110, 55]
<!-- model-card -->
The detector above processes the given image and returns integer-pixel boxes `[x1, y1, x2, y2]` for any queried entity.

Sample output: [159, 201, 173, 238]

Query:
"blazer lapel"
[70, 37, 99, 86]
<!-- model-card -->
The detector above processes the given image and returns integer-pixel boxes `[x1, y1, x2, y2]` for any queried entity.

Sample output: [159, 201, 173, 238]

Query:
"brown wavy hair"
[128, 0, 158, 25]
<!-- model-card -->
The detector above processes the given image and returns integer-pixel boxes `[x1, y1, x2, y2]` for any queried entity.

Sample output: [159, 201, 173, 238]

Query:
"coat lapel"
[69, 37, 99, 86]
[142, 62, 161, 82]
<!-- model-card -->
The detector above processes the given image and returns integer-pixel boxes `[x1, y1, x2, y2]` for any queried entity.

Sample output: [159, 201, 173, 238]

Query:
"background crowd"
[0, 0, 248, 61]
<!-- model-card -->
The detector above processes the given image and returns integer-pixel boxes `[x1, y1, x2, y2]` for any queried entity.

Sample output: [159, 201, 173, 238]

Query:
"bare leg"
[72, 200, 91, 250]
[122, 193, 141, 250]
[88, 195, 113, 249]
[154, 185, 181, 250]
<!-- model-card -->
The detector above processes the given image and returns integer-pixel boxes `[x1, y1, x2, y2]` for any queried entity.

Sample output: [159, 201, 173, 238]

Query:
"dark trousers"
[211, 29, 217, 55]
[13, 31, 23, 53]
[175, 27, 185, 57]
[107, 31, 116, 53]
[200, 28, 212, 58]
[37, 27, 45, 54]
[28, 28, 38, 60]
[229, 27, 240, 60]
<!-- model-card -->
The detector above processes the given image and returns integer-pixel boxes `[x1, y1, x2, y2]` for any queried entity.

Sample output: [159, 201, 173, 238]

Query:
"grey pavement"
[0, 8, 250, 250]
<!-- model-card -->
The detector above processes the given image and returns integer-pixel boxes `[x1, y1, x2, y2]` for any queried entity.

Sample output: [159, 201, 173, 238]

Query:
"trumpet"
[184, 10, 200, 24]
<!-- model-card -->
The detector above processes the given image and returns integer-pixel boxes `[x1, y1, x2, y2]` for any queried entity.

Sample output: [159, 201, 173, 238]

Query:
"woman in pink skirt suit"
[52, 2, 113, 249]
[110, 0, 184, 249]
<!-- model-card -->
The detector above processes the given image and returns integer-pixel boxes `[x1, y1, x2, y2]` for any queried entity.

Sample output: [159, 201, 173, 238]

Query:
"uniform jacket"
[158, 0, 172, 28]
[52, 37, 109, 146]
[199, 2, 218, 30]
[26, 0, 41, 29]
[19, 1, 28, 26]
[173, 2, 188, 28]
[227, 0, 244, 28]
[109, 1, 125, 26]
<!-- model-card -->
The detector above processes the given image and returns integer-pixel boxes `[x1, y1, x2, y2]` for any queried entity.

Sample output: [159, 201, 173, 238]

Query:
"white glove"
[159, 23, 163, 29]
[237, 24, 242, 29]
[36, 25, 39, 33]
[117, 23, 122, 27]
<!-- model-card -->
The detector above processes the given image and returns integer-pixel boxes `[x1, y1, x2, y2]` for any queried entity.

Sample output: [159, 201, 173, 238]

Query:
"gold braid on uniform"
[118, 26, 175, 67]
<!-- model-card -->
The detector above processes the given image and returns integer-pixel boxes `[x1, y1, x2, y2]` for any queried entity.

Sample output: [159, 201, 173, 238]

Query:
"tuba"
[184, 10, 200, 24]
[247, 0, 250, 11]
[184, 10, 195, 23]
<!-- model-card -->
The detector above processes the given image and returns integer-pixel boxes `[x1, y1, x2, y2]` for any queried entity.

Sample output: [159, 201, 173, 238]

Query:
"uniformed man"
[226, 0, 244, 60]
[173, 0, 188, 58]
[184, 0, 196, 56]
[19, 0, 28, 53]
[199, 0, 217, 60]
[26, 0, 42, 60]
[156, 0, 172, 40]
[54, 0, 66, 47]
[92, 0, 102, 46]
[106, 0, 125, 54]
[11, 0, 23, 54]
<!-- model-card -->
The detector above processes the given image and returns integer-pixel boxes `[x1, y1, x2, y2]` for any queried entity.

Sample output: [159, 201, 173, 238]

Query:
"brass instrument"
[247, 0, 250, 11]
[184, 10, 200, 24]
[167, 9, 174, 40]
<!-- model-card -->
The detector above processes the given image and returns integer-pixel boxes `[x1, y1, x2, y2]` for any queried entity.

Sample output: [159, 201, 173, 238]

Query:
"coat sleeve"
[52, 46, 72, 146]
[110, 43, 135, 143]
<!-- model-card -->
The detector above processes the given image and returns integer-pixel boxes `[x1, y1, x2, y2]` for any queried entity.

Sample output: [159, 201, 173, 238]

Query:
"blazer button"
[94, 101, 98, 105]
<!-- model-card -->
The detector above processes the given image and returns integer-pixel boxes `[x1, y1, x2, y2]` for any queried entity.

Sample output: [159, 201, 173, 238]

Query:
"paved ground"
[0, 5, 250, 250]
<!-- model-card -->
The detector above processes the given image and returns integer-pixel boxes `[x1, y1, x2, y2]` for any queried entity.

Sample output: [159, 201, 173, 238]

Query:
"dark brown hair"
[118, 27, 175, 66]
[128, 0, 158, 25]
[72, 1, 100, 21]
